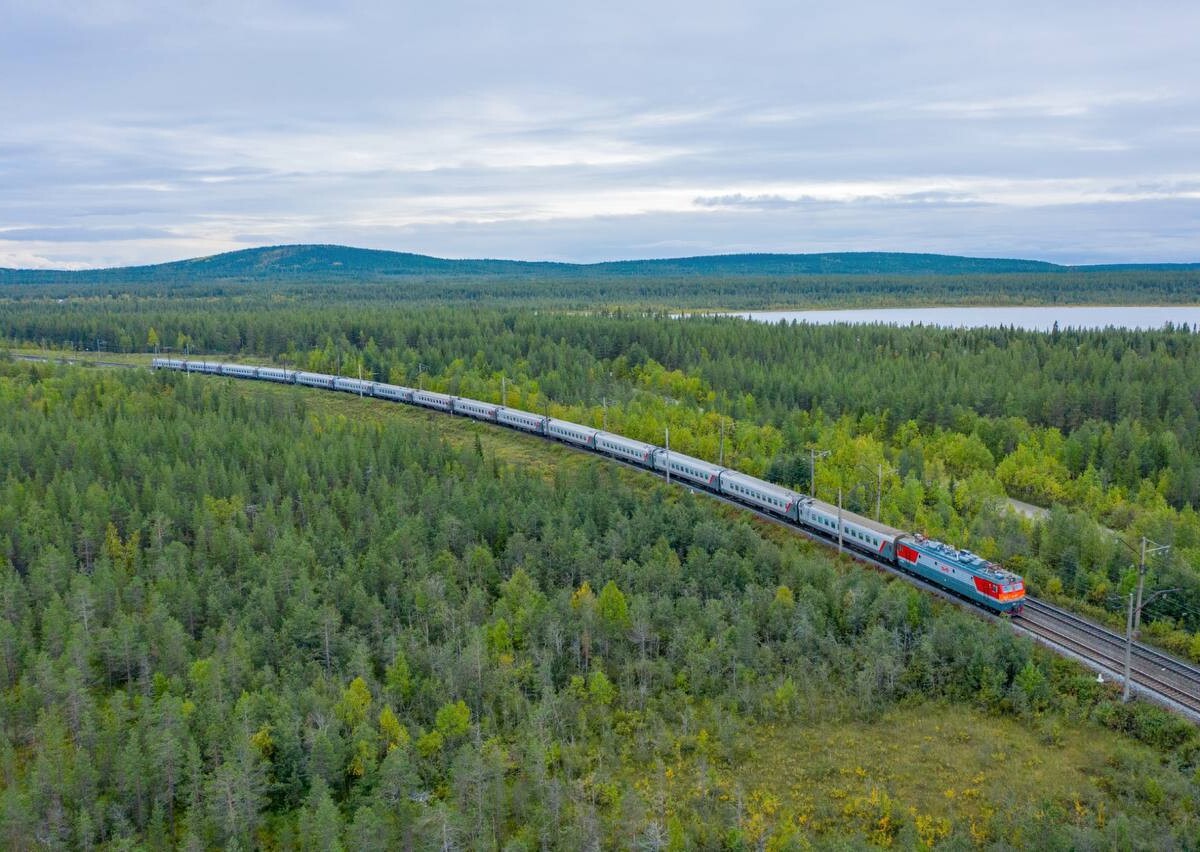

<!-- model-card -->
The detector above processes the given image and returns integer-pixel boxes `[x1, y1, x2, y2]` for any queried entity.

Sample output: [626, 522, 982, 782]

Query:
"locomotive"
[153, 358, 1025, 614]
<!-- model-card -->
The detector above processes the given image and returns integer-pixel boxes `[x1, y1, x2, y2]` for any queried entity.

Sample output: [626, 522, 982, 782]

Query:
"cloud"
[1, 2, 1199, 266]
[0, 226, 178, 242]
[693, 191, 987, 210]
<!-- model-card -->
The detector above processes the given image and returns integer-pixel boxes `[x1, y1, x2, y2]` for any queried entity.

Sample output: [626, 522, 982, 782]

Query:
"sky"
[1, 0, 1198, 269]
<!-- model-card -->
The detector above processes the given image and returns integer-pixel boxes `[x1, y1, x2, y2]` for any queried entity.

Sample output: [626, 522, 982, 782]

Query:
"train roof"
[497, 407, 544, 419]
[546, 418, 598, 433]
[806, 498, 906, 538]
[721, 470, 804, 501]
[656, 450, 725, 475]
[907, 535, 1023, 584]
[596, 431, 657, 450]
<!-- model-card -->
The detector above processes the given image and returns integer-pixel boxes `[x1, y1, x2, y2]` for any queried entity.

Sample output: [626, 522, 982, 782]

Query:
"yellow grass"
[635, 702, 1160, 847]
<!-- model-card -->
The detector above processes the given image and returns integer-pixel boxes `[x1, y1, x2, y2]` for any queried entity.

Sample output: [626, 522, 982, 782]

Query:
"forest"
[4, 268, 1200, 847]
[1, 361, 1198, 849]
[2, 243, 1199, 308]
[5, 300, 1200, 650]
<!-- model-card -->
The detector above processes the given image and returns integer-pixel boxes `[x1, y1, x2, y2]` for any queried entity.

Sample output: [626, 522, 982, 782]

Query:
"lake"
[723, 305, 1200, 331]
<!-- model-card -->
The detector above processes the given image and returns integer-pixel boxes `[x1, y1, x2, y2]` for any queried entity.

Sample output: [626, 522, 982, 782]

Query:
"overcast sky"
[2, 1, 1198, 268]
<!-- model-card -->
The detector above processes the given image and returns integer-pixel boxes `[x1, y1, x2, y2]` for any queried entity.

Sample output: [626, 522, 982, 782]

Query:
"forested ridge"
[2, 243, 1198, 307]
[1, 361, 1199, 849]
[1, 245, 1076, 283]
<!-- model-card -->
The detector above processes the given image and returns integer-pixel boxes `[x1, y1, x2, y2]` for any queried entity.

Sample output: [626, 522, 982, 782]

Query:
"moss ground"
[728, 703, 1139, 845]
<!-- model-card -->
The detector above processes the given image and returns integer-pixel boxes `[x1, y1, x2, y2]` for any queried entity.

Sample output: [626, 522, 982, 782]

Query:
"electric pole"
[1117, 534, 1172, 702]
[876, 463, 883, 521]
[810, 448, 830, 499]
[837, 486, 844, 556]
[665, 427, 671, 486]
[1134, 537, 1169, 638]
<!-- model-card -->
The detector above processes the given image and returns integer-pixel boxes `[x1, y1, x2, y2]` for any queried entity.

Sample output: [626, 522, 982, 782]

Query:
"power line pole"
[502, 376, 507, 407]
[1134, 536, 1170, 638]
[1122, 585, 1179, 702]
[810, 448, 830, 499]
[837, 486, 844, 556]
[718, 417, 725, 466]
[1135, 537, 1147, 637]
[665, 427, 671, 487]
[1116, 533, 1172, 703]
[876, 463, 883, 521]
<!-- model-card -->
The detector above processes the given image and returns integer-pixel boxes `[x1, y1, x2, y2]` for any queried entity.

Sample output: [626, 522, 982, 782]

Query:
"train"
[152, 358, 1026, 614]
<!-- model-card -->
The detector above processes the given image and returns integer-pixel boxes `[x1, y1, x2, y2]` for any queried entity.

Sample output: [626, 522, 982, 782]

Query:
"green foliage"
[415, 729, 444, 759]
[485, 618, 514, 661]
[378, 706, 409, 752]
[596, 580, 631, 633]
[1013, 661, 1051, 714]
[298, 777, 344, 852]
[0, 356, 1197, 848]
[385, 650, 412, 703]
[435, 700, 471, 739]
[2, 244, 1194, 307]
[586, 669, 616, 707]
[336, 677, 373, 728]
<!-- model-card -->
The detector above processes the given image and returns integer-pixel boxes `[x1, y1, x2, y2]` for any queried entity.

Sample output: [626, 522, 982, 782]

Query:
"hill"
[3, 245, 1197, 309]
[0, 244, 1086, 284]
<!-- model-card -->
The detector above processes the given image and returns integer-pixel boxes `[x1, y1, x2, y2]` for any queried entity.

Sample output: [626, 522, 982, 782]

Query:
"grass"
[3, 345, 156, 366]
[226, 374, 589, 478]
[633, 702, 1179, 847]
[2, 346, 285, 368]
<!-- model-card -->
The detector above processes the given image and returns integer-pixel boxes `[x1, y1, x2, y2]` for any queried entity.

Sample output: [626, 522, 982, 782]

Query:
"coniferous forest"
[0, 360, 1197, 849]
[3, 266, 1200, 848]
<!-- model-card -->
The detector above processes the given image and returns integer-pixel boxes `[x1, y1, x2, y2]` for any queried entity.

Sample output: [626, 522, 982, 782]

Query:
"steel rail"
[1023, 598, 1200, 686]
[1017, 606, 1200, 715]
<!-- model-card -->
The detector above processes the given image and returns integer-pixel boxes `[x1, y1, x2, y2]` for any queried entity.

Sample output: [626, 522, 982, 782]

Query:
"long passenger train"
[153, 358, 1025, 614]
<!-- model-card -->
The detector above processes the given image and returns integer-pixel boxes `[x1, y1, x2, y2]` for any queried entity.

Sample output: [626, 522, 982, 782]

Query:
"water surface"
[724, 305, 1200, 331]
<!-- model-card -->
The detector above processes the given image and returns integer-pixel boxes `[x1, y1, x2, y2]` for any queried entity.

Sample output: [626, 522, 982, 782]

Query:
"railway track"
[530, 444, 1200, 722]
[1018, 598, 1200, 718]
[10, 353, 140, 369]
